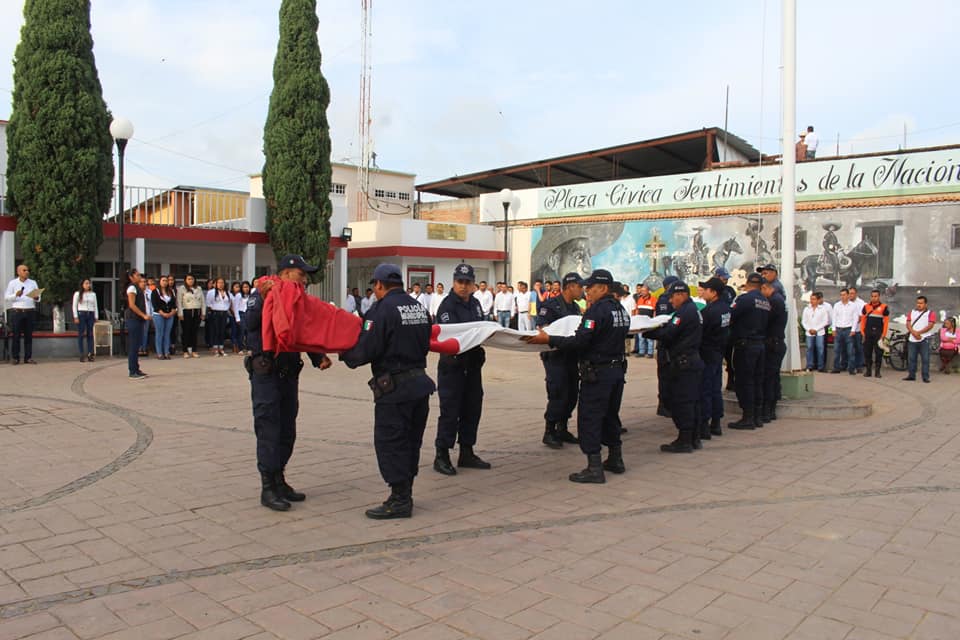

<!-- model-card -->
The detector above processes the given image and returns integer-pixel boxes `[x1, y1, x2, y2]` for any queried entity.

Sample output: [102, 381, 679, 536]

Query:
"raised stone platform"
[723, 389, 873, 419]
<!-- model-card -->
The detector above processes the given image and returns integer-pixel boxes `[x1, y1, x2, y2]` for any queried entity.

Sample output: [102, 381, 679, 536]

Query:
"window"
[374, 188, 386, 198]
[861, 225, 896, 280]
[332, 183, 346, 195]
[373, 188, 400, 200]
[952, 224, 960, 250]
[397, 192, 411, 201]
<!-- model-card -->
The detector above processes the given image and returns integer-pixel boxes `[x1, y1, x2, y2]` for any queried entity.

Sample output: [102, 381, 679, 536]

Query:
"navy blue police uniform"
[245, 256, 327, 511]
[727, 275, 771, 429]
[646, 283, 704, 452]
[697, 278, 731, 438]
[536, 272, 583, 448]
[654, 275, 679, 416]
[760, 288, 787, 422]
[546, 270, 630, 482]
[433, 264, 490, 474]
[340, 264, 436, 519]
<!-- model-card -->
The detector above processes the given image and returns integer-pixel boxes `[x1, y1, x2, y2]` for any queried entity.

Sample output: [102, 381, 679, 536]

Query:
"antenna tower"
[357, 0, 373, 221]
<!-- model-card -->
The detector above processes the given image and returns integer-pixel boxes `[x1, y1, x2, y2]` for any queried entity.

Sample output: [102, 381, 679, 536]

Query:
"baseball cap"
[713, 267, 731, 279]
[667, 281, 690, 295]
[278, 254, 319, 273]
[757, 263, 778, 273]
[662, 275, 679, 288]
[561, 272, 583, 287]
[746, 273, 764, 285]
[452, 263, 476, 282]
[369, 263, 403, 285]
[698, 277, 726, 293]
[582, 269, 614, 287]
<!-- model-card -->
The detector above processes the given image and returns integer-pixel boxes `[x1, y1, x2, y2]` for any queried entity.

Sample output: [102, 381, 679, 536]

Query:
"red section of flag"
[429, 324, 462, 355]
[261, 276, 362, 354]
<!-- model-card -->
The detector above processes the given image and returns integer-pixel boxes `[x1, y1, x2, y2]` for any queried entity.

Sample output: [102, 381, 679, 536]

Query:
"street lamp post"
[110, 117, 134, 314]
[499, 188, 513, 285]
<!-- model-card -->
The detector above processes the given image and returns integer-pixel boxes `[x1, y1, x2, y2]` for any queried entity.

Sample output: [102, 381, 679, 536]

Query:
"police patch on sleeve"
[440, 312, 450, 322]
[671, 316, 681, 325]
[583, 319, 595, 329]
[363, 320, 374, 331]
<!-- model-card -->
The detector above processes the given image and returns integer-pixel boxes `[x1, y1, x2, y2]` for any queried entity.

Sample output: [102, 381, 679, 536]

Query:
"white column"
[133, 237, 146, 274]
[780, 0, 801, 372]
[242, 243, 256, 281]
[334, 246, 348, 308]
[0, 231, 15, 307]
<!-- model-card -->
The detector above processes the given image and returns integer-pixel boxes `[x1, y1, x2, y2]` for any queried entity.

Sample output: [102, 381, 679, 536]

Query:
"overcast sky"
[2, 0, 959, 192]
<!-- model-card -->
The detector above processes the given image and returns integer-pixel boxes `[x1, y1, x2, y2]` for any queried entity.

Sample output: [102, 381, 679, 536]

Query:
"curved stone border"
[0, 366, 153, 515]
[1, 481, 957, 620]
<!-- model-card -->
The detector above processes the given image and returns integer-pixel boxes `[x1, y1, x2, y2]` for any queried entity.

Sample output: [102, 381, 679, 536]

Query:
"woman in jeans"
[125, 270, 149, 379]
[229, 281, 244, 354]
[206, 277, 232, 356]
[939, 317, 959, 373]
[177, 273, 206, 358]
[72, 278, 98, 362]
[151, 276, 178, 359]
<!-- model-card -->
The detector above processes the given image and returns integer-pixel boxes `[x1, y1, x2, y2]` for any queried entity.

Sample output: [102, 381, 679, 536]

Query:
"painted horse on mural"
[709, 236, 743, 272]
[799, 236, 878, 292]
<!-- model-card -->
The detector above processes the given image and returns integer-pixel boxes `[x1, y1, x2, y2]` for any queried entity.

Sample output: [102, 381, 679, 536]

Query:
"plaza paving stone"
[0, 349, 958, 639]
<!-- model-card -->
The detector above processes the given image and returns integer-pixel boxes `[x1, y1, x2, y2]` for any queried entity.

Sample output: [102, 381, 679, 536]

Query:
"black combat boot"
[656, 404, 672, 418]
[700, 420, 712, 441]
[754, 404, 765, 428]
[760, 404, 772, 424]
[542, 421, 563, 449]
[660, 430, 694, 453]
[864, 367, 872, 377]
[570, 453, 605, 483]
[691, 426, 702, 450]
[768, 403, 778, 421]
[277, 470, 305, 502]
[365, 482, 413, 519]
[433, 447, 457, 475]
[457, 445, 491, 469]
[556, 420, 579, 444]
[875, 363, 881, 378]
[260, 472, 291, 511]
[602, 445, 625, 474]
[728, 409, 756, 430]
[710, 417, 723, 437]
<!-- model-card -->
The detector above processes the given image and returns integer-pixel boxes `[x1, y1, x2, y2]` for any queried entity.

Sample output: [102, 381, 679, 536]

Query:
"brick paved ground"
[0, 349, 958, 639]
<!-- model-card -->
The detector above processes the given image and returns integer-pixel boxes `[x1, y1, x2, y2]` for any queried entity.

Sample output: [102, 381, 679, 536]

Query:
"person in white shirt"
[205, 277, 232, 356]
[493, 282, 515, 328]
[804, 125, 819, 159]
[515, 281, 534, 331]
[360, 287, 375, 316]
[802, 292, 831, 371]
[418, 284, 434, 316]
[848, 286, 866, 371]
[429, 283, 446, 319]
[229, 282, 245, 354]
[344, 289, 358, 314]
[474, 280, 494, 320]
[830, 288, 859, 374]
[72, 278, 99, 362]
[3, 263, 41, 363]
[904, 295, 937, 383]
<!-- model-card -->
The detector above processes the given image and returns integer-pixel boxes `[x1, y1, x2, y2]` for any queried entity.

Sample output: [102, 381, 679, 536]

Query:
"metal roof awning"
[416, 127, 762, 199]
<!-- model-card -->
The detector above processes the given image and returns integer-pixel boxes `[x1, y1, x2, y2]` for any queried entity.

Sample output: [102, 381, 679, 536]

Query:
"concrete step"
[722, 390, 872, 420]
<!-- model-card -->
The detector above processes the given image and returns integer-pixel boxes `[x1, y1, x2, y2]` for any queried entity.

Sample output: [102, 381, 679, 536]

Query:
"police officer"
[245, 256, 332, 511]
[697, 277, 731, 439]
[524, 269, 630, 483]
[433, 263, 491, 475]
[646, 281, 705, 453]
[536, 272, 584, 449]
[654, 275, 679, 417]
[340, 264, 435, 519]
[757, 263, 786, 299]
[714, 268, 737, 390]
[727, 273, 771, 430]
[760, 278, 787, 423]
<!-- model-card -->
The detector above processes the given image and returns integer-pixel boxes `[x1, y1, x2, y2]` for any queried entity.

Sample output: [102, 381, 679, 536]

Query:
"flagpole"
[780, 0, 801, 372]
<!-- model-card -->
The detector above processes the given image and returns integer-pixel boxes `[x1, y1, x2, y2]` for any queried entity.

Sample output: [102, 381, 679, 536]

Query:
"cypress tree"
[6, 0, 114, 305]
[262, 0, 332, 276]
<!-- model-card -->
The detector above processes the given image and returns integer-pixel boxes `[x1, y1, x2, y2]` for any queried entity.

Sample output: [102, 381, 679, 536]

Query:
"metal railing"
[108, 184, 250, 229]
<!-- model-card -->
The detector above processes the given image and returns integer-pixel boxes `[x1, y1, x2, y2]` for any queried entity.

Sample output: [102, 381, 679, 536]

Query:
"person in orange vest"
[632, 284, 657, 357]
[860, 289, 890, 378]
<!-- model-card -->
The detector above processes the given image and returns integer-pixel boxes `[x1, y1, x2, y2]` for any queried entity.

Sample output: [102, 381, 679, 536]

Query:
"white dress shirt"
[849, 297, 866, 333]
[515, 291, 531, 314]
[906, 308, 937, 342]
[429, 293, 446, 317]
[361, 294, 375, 315]
[620, 295, 636, 315]
[474, 289, 494, 316]
[805, 131, 819, 151]
[802, 304, 831, 336]
[231, 293, 246, 321]
[206, 289, 232, 312]
[494, 291, 515, 313]
[5, 277, 40, 310]
[832, 300, 859, 329]
[416, 292, 432, 311]
[72, 291, 99, 318]
[345, 295, 357, 314]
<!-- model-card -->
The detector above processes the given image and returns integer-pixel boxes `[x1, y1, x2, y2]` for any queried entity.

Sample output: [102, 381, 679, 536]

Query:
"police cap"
[278, 254, 319, 273]
[713, 267, 731, 279]
[369, 263, 403, 285]
[667, 281, 690, 295]
[757, 263, 778, 273]
[561, 272, 583, 287]
[582, 269, 614, 287]
[453, 263, 476, 282]
[662, 275, 679, 288]
[746, 272, 764, 285]
[698, 277, 726, 293]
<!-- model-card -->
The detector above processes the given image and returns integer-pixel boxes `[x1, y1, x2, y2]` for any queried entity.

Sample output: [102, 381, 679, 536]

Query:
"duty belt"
[391, 368, 426, 383]
[580, 358, 625, 368]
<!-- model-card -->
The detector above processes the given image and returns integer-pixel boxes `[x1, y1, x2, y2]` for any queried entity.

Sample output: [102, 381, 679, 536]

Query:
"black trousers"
[733, 342, 765, 412]
[699, 357, 724, 423]
[864, 334, 884, 370]
[10, 310, 35, 360]
[577, 368, 624, 455]
[762, 342, 786, 407]
[542, 355, 579, 423]
[181, 309, 201, 351]
[250, 370, 299, 473]
[375, 396, 430, 485]
[435, 353, 484, 449]
[670, 366, 703, 434]
[656, 346, 672, 409]
[209, 310, 229, 346]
